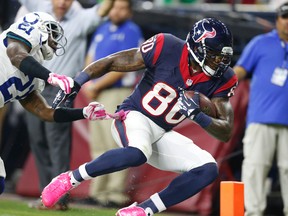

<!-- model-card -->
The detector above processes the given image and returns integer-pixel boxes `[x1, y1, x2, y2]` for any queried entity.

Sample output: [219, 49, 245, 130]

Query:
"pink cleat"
[116, 205, 147, 216]
[41, 172, 73, 208]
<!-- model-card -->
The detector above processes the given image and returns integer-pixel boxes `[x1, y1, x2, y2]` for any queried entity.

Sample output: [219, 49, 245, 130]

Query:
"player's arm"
[83, 48, 145, 79]
[6, 38, 52, 80]
[178, 92, 234, 142]
[19, 91, 83, 122]
[204, 97, 234, 142]
[19, 91, 108, 122]
[6, 38, 73, 94]
[52, 48, 145, 108]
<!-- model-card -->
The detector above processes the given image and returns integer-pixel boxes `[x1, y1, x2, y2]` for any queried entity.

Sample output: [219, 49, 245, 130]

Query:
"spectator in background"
[233, 2, 288, 216]
[82, 0, 143, 208]
[16, 0, 114, 210]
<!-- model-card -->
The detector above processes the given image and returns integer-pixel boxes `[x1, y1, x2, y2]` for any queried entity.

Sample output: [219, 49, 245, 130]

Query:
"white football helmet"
[21, 12, 67, 60]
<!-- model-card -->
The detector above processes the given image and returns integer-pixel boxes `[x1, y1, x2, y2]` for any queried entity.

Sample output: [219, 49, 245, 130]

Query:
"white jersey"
[0, 13, 45, 108]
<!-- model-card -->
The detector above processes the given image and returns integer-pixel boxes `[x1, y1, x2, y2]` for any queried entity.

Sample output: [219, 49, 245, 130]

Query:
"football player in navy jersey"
[42, 18, 238, 215]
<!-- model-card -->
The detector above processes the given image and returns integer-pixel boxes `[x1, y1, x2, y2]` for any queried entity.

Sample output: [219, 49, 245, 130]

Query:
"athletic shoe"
[41, 172, 73, 208]
[116, 205, 147, 216]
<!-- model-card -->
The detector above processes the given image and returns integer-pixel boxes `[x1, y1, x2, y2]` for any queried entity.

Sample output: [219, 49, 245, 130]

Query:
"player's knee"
[0, 176, 5, 195]
[125, 146, 147, 166]
[129, 142, 152, 160]
[199, 162, 218, 184]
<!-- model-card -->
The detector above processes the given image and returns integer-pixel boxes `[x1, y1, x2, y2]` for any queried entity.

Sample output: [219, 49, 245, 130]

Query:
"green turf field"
[0, 199, 118, 216]
[0, 199, 172, 216]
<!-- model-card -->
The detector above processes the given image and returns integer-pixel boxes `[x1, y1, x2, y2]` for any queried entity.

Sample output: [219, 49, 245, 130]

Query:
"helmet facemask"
[40, 20, 67, 60]
[202, 45, 233, 78]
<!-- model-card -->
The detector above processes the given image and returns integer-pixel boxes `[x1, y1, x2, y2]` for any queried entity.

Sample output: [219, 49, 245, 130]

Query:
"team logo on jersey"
[186, 79, 193, 86]
[192, 19, 216, 43]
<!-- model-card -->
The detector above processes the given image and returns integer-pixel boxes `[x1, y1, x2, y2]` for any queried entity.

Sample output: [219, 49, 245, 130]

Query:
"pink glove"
[83, 101, 129, 121]
[47, 73, 74, 94]
[83, 102, 107, 120]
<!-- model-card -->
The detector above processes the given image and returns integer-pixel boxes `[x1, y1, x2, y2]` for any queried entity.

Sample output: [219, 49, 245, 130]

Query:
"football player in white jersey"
[0, 11, 73, 107]
[0, 11, 116, 195]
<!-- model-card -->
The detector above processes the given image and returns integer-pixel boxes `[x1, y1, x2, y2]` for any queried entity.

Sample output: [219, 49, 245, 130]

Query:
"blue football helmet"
[186, 18, 233, 78]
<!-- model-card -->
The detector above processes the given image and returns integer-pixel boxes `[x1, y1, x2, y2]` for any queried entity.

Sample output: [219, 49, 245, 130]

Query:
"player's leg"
[41, 111, 161, 207]
[117, 130, 217, 215]
[77, 111, 161, 178]
[241, 123, 276, 216]
[0, 157, 6, 194]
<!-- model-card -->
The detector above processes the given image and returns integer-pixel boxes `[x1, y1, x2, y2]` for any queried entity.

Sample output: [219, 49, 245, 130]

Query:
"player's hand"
[52, 81, 81, 109]
[47, 73, 74, 94]
[97, 0, 115, 17]
[178, 90, 201, 119]
[83, 102, 107, 120]
[82, 102, 129, 121]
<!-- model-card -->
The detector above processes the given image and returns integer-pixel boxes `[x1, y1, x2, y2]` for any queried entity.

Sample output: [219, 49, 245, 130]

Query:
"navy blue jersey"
[119, 33, 237, 131]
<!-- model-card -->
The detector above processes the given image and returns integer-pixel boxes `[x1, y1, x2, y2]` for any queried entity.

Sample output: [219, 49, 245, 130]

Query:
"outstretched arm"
[20, 91, 83, 122]
[52, 48, 145, 108]
[19, 91, 119, 122]
[83, 48, 145, 80]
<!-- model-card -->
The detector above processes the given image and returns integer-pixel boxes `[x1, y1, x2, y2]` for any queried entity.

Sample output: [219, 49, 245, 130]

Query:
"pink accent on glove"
[83, 102, 107, 120]
[47, 73, 74, 94]
[83, 102, 129, 121]
[106, 110, 129, 121]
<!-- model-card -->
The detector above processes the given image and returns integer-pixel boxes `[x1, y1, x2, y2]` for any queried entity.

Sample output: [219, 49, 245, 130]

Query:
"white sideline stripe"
[150, 193, 166, 212]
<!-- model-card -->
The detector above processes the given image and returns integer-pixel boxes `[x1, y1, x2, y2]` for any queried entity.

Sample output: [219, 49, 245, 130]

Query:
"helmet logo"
[23, 13, 40, 25]
[192, 20, 216, 43]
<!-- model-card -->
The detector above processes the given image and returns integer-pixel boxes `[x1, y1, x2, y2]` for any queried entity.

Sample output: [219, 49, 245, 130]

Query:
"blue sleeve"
[235, 36, 262, 75]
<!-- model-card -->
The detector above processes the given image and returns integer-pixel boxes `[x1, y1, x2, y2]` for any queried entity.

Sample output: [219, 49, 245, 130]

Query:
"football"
[184, 90, 217, 118]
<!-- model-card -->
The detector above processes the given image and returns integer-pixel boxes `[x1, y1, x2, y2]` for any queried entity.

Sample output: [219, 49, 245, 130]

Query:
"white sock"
[69, 172, 80, 187]
[150, 193, 166, 212]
